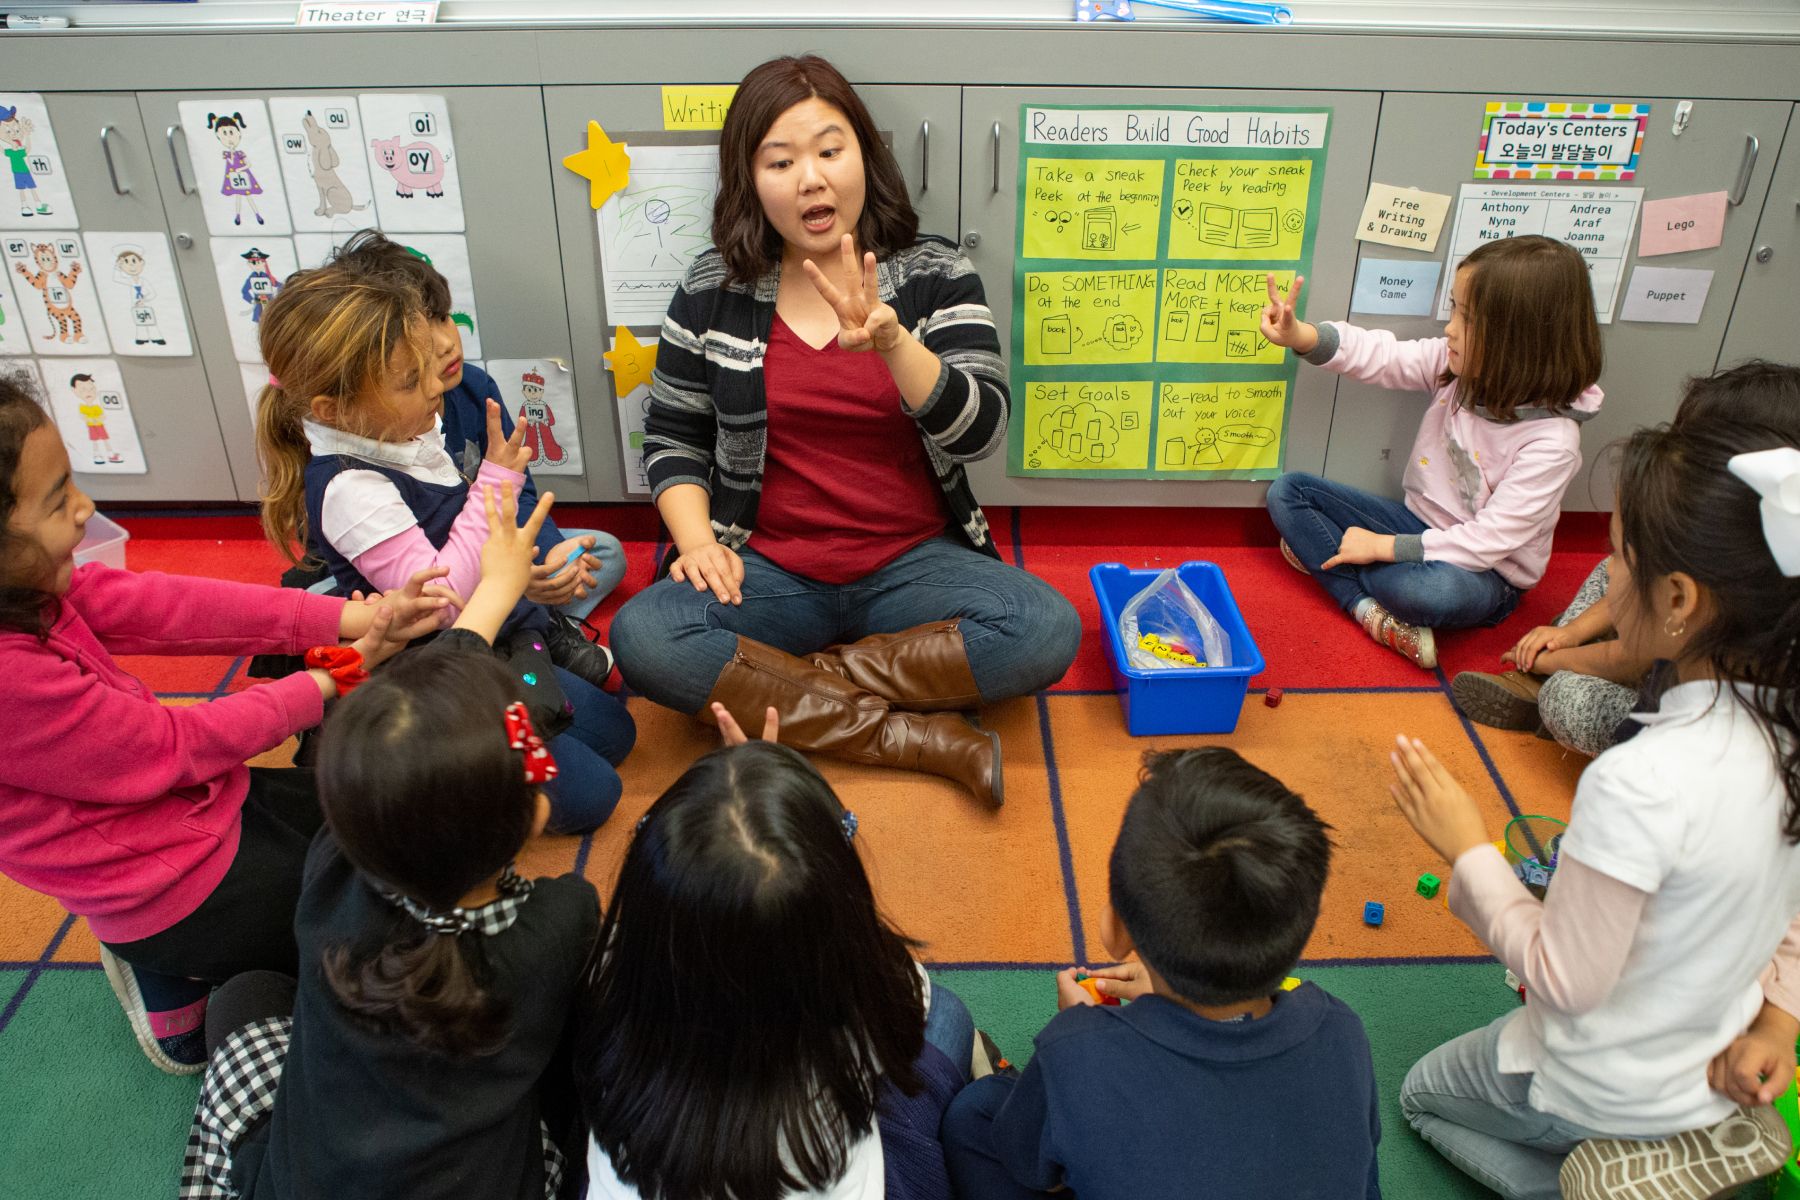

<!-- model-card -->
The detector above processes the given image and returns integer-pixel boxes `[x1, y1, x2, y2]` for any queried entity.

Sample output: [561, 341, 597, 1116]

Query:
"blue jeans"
[550, 528, 625, 624]
[942, 1072, 1043, 1199]
[544, 665, 634, 833]
[1266, 472, 1521, 630]
[1400, 1010, 1606, 1200]
[925, 978, 975, 1081]
[610, 538, 1081, 714]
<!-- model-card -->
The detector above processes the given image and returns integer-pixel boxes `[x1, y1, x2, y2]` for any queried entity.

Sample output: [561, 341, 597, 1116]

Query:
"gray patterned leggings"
[1537, 559, 1637, 758]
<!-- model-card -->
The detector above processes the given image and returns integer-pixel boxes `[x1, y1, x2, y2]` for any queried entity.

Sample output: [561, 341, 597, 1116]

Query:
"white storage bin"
[74, 513, 130, 570]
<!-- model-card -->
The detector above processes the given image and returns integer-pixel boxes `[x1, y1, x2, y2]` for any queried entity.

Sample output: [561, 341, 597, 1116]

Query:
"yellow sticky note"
[661, 85, 737, 131]
[564, 121, 631, 210]
[1023, 158, 1164, 261]
[1155, 381, 1285, 474]
[603, 327, 658, 396]
[1169, 159, 1311, 262]
[1158, 269, 1291, 366]
[1022, 269, 1158, 366]
[1356, 183, 1451, 253]
[1020, 380, 1153, 472]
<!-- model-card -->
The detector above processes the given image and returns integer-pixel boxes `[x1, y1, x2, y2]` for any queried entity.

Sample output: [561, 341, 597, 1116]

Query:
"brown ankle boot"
[707, 637, 1003, 806]
[806, 620, 983, 712]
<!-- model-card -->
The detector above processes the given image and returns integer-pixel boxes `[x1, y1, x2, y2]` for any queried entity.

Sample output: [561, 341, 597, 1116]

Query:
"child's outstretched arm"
[1389, 734, 1650, 1015]
[452, 481, 554, 645]
[1265, 272, 1448, 394]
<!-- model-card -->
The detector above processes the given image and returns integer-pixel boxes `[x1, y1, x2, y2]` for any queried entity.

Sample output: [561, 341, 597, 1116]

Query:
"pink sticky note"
[1638, 191, 1728, 257]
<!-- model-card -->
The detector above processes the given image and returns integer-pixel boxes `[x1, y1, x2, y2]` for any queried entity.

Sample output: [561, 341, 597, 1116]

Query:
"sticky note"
[1350, 258, 1442, 316]
[1355, 184, 1451, 253]
[1637, 191, 1727, 257]
[603, 325, 659, 394]
[1618, 266, 1712, 324]
[661, 85, 737, 131]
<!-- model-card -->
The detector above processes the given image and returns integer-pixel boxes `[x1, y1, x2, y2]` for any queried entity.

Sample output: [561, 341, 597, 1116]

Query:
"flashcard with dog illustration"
[269, 97, 377, 234]
[3, 232, 110, 356]
[358, 93, 465, 232]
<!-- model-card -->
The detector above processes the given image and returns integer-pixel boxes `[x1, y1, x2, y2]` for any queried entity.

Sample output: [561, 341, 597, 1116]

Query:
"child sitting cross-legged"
[941, 747, 1381, 1199]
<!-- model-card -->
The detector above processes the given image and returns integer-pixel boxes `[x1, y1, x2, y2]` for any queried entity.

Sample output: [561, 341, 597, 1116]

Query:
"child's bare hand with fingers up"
[1260, 273, 1318, 354]
[453, 482, 554, 643]
[1390, 735, 1490, 865]
[482, 397, 534, 475]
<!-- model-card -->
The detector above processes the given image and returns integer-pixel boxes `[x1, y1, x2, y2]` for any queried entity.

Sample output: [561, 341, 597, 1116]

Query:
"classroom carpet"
[0, 503, 1676, 1199]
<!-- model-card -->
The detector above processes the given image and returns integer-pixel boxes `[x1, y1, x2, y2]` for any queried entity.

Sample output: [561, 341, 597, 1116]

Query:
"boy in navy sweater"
[942, 747, 1381, 1199]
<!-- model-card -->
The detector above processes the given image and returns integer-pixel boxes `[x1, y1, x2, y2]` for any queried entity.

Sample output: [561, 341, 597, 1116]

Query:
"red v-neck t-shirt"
[749, 314, 949, 584]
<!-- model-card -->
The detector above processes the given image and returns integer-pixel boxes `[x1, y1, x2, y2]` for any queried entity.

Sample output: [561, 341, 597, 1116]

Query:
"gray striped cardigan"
[643, 236, 1010, 561]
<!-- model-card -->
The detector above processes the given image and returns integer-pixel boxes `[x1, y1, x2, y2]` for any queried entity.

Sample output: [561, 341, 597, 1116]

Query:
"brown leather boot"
[706, 637, 1003, 806]
[806, 620, 983, 712]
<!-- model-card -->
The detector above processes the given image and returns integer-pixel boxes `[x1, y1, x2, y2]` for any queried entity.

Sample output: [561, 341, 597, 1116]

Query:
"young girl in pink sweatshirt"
[0, 377, 447, 1074]
[1263, 235, 1603, 668]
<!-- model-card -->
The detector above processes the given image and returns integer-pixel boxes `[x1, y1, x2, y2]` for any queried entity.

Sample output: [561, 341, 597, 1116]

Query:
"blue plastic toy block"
[1363, 901, 1384, 927]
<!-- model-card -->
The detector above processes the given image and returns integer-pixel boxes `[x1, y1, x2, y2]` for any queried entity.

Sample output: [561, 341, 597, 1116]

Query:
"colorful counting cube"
[1362, 901, 1384, 927]
[1416, 872, 1441, 899]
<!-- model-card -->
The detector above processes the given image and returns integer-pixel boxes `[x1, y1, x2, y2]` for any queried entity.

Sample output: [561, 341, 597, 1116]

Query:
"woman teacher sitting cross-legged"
[610, 55, 1080, 806]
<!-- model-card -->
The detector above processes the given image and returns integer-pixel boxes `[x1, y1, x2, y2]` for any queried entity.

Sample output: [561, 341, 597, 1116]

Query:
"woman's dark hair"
[1614, 419, 1800, 839]
[1110, 747, 1332, 1005]
[316, 646, 538, 1056]
[578, 742, 923, 1200]
[712, 54, 919, 285]
[1442, 235, 1603, 421]
[1675, 359, 1800, 433]
[0, 375, 60, 639]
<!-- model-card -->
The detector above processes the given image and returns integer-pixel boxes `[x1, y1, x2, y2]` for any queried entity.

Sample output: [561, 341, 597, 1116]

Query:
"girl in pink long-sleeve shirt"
[1263, 235, 1603, 669]
[0, 378, 447, 1074]
[1389, 416, 1800, 1200]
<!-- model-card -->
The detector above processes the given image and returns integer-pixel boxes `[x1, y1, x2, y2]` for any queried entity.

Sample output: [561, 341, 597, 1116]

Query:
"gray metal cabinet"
[134, 85, 569, 502]
[957, 85, 1381, 508]
[545, 83, 962, 501]
[21, 93, 237, 502]
[1720, 105, 1800, 368]
[1326, 94, 1790, 511]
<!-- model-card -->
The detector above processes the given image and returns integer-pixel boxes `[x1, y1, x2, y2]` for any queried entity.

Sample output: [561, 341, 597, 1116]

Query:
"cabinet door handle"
[991, 121, 1002, 194]
[166, 124, 196, 195]
[919, 120, 930, 194]
[1729, 133, 1759, 206]
[99, 125, 130, 195]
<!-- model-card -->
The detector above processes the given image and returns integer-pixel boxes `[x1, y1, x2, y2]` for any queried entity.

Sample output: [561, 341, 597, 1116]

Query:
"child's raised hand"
[1389, 735, 1489, 865]
[338, 565, 461, 645]
[712, 702, 780, 746]
[483, 398, 533, 474]
[479, 481, 554, 597]
[1260, 273, 1317, 354]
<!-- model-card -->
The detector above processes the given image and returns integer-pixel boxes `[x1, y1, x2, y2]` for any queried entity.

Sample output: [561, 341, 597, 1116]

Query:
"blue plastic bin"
[1090, 561, 1266, 736]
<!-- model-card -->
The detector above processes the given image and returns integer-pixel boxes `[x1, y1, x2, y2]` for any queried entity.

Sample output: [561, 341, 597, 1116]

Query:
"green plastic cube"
[1416, 872, 1441, 899]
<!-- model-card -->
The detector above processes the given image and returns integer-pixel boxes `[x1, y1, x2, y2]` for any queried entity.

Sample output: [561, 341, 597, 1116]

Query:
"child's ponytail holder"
[503, 702, 559, 784]
[303, 645, 370, 695]
[1729, 447, 1800, 577]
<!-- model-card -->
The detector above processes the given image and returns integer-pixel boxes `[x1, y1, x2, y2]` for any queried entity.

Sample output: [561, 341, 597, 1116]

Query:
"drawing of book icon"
[1164, 310, 1190, 342]
[1240, 208, 1277, 249]
[1196, 306, 1221, 342]
[1040, 314, 1073, 355]
[1082, 207, 1117, 251]
[1200, 204, 1236, 247]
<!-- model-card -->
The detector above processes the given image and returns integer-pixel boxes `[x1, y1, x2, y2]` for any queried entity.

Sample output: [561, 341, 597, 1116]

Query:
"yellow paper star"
[603, 326, 658, 396]
[563, 120, 631, 209]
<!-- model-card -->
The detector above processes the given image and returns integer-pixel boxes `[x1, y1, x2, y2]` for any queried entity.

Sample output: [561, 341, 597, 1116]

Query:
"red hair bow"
[503, 701, 559, 785]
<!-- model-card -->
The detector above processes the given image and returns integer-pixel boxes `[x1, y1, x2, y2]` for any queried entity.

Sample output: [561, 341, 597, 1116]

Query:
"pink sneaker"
[1359, 601, 1437, 669]
[1278, 539, 1307, 574]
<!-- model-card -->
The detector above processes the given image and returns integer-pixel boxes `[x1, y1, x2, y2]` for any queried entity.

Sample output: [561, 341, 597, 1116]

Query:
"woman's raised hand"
[483, 398, 533, 474]
[802, 234, 901, 354]
[1260, 273, 1317, 354]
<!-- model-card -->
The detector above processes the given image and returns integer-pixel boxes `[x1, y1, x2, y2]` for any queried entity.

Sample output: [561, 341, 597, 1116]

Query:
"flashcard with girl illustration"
[178, 100, 293, 236]
[3, 232, 110, 356]
[81, 231, 194, 357]
[0, 94, 77, 230]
